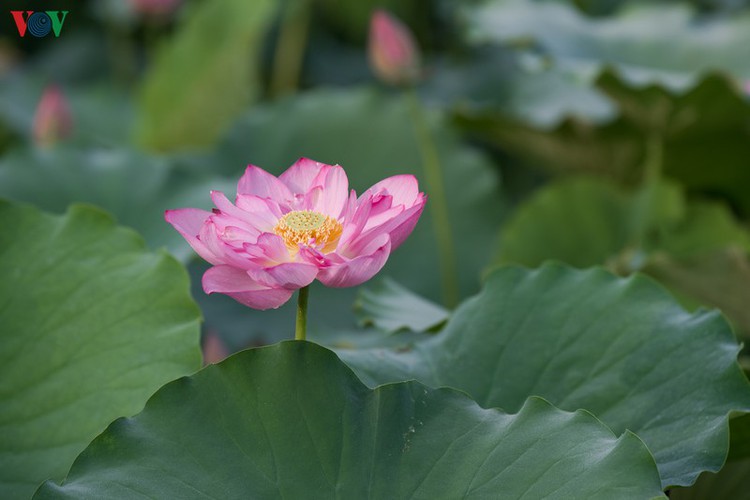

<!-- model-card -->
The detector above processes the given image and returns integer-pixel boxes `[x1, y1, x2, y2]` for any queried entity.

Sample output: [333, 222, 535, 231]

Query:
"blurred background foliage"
[1, 0, 750, 495]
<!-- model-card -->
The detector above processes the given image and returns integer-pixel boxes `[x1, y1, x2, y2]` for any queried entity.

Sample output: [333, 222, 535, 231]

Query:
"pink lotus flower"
[166, 159, 426, 310]
[368, 9, 422, 86]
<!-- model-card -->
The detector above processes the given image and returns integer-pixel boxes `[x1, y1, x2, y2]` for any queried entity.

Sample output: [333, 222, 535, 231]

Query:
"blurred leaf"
[570, 0, 634, 16]
[495, 177, 750, 336]
[355, 278, 449, 333]
[457, 97, 642, 182]
[598, 73, 750, 216]
[466, 0, 750, 88]
[6, 33, 114, 86]
[653, 202, 750, 257]
[645, 248, 750, 337]
[0, 201, 201, 499]
[728, 414, 750, 461]
[187, 87, 503, 347]
[425, 48, 615, 127]
[497, 177, 750, 265]
[496, 174, 750, 334]
[458, 71, 750, 216]
[136, 0, 274, 151]
[669, 459, 750, 499]
[340, 263, 750, 488]
[573, 0, 750, 16]
[0, 146, 234, 261]
[497, 177, 685, 268]
[35, 342, 664, 499]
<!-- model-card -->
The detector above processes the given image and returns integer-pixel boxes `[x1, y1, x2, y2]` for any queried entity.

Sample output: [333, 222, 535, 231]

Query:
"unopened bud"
[32, 85, 73, 147]
[202, 332, 230, 365]
[368, 9, 422, 86]
[130, 0, 182, 17]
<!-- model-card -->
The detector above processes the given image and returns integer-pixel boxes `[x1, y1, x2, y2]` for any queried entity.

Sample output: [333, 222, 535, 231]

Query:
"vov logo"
[10, 10, 69, 38]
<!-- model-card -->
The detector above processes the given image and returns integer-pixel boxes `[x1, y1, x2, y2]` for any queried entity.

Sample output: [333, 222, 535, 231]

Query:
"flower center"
[273, 210, 343, 255]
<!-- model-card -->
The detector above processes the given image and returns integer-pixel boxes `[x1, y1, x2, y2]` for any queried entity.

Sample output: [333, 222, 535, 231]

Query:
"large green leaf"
[339, 263, 750, 488]
[186, 87, 503, 345]
[35, 342, 664, 499]
[135, 0, 274, 151]
[0, 201, 202, 499]
[0, 147, 234, 262]
[494, 177, 750, 336]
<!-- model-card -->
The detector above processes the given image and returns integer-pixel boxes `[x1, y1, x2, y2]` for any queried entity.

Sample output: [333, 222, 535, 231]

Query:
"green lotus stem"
[629, 134, 664, 264]
[295, 285, 309, 341]
[405, 89, 459, 308]
[638, 134, 664, 222]
[270, 0, 311, 98]
[643, 134, 663, 183]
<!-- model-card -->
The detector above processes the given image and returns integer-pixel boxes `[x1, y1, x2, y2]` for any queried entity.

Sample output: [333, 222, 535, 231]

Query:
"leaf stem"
[405, 88, 459, 308]
[295, 285, 309, 341]
[629, 134, 664, 263]
[638, 134, 664, 228]
[270, 0, 311, 98]
[642, 133, 663, 184]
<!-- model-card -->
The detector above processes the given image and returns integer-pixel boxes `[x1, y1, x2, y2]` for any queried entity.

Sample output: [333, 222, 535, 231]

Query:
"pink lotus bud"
[32, 85, 73, 147]
[202, 332, 230, 365]
[130, 0, 182, 17]
[368, 9, 422, 86]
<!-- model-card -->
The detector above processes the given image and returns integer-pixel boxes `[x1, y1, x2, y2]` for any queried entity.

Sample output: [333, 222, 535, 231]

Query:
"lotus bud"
[202, 332, 230, 365]
[130, 0, 182, 17]
[32, 85, 73, 148]
[368, 9, 422, 86]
